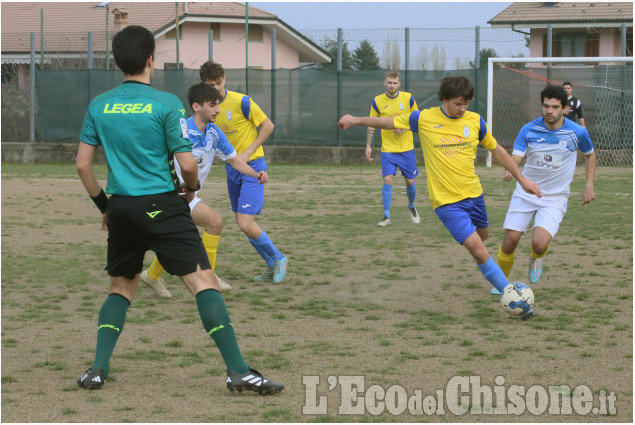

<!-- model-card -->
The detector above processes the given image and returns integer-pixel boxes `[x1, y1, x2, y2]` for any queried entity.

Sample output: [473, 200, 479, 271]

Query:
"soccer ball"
[500, 282, 534, 317]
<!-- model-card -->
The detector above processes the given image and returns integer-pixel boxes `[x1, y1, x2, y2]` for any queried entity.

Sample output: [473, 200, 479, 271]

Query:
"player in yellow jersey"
[339, 76, 542, 319]
[199, 61, 288, 284]
[367, 70, 421, 227]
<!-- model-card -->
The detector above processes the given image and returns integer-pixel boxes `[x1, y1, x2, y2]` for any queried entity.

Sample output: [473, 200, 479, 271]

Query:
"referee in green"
[75, 25, 283, 395]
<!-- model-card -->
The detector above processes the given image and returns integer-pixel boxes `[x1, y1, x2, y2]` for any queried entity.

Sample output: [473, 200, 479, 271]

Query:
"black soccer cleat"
[226, 366, 284, 395]
[77, 367, 108, 390]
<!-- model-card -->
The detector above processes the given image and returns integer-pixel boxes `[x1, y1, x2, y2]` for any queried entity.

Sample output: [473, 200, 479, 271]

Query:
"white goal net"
[487, 57, 633, 167]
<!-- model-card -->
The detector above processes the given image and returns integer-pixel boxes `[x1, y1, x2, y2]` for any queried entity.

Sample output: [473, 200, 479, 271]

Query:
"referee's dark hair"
[437, 75, 474, 102]
[188, 82, 224, 111]
[540, 85, 568, 108]
[113, 26, 155, 76]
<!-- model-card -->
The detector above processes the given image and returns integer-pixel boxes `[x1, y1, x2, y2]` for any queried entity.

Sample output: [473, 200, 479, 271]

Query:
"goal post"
[486, 56, 633, 167]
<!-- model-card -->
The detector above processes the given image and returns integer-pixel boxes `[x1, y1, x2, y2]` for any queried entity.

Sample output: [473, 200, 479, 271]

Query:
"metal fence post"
[30, 32, 36, 143]
[271, 28, 276, 144]
[40, 9, 44, 68]
[474, 25, 480, 115]
[209, 30, 214, 61]
[245, 2, 249, 94]
[547, 24, 552, 80]
[175, 2, 180, 69]
[337, 28, 343, 147]
[88, 32, 93, 69]
[621, 24, 627, 64]
[405, 27, 410, 92]
[105, 3, 109, 69]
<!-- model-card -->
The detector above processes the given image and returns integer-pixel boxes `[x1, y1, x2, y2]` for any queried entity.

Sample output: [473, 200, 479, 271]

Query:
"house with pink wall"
[1, 2, 330, 70]
[488, 2, 632, 64]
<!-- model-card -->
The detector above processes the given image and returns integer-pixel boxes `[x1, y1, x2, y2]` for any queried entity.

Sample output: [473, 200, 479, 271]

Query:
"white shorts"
[181, 194, 202, 212]
[503, 194, 568, 237]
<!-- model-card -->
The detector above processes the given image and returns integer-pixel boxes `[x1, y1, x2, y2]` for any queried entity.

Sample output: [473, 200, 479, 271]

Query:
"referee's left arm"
[76, 141, 102, 198]
[77, 141, 108, 230]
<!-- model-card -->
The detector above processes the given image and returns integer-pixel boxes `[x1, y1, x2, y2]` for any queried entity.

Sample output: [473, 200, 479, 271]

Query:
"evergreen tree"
[352, 40, 380, 70]
[470, 47, 497, 69]
[318, 36, 353, 70]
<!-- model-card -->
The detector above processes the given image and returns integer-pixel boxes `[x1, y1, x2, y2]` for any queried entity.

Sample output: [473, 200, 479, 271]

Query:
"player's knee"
[501, 239, 518, 254]
[531, 240, 549, 255]
[405, 178, 415, 186]
[236, 215, 257, 236]
[200, 211, 222, 235]
[383, 176, 393, 185]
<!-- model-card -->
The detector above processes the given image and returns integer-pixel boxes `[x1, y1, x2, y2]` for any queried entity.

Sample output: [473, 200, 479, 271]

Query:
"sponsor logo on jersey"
[536, 153, 560, 169]
[103, 103, 152, 114]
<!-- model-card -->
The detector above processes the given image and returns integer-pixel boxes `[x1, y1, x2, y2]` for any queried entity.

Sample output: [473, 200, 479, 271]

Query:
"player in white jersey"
[141, 83, 267, 297]
[491, 85, 596, 294]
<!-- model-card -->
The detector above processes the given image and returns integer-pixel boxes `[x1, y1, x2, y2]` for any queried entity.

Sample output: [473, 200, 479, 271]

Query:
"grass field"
[1, 162, 632, 422]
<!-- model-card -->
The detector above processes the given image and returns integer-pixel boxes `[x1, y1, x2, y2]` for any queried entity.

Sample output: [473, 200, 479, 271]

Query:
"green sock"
[196, 289, 248, 373]
[93, 293, 130, 375]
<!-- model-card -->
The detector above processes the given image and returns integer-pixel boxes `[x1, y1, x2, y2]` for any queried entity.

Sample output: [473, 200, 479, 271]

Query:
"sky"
[250, 1, 513, 30]
[250, 1, 526, 68]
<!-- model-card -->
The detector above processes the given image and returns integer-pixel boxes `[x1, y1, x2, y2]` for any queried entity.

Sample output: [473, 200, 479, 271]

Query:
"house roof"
[488, 2, 633, 27]
[1, 2, 329, 63]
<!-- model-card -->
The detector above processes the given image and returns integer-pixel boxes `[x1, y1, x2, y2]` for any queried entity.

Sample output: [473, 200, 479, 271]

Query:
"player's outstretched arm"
[582, 152, 596, 205]
[490, 144, 542, 198]
[338, 115, 395, 131]
[365, 128, 375, 162]
[227, 156, 268, 184]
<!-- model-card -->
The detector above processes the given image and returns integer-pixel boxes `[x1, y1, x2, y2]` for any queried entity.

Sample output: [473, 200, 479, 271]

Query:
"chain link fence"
[4, 26, 632, 165]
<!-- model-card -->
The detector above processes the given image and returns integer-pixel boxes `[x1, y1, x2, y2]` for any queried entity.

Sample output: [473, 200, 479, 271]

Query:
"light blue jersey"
[513, 117, 594, 199]
[174, 117, 237, 188]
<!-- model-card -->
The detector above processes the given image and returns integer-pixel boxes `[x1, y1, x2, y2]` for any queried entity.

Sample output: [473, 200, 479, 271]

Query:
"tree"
[453, 57, 471, 70]
[470, 47, 497, 69]
[414, 46, 429, 70]
[382, 39, 401, 70]
[318, 36, 353, 70]
[430, 44, 447, 71]
[352, 39, 380, 71]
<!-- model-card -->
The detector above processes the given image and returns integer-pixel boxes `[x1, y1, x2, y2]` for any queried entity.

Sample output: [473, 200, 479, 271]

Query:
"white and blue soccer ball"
[500, 282, 534, 317]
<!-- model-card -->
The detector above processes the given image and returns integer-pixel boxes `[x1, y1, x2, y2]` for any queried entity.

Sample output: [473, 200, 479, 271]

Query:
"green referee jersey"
[80, 81, 192, 196]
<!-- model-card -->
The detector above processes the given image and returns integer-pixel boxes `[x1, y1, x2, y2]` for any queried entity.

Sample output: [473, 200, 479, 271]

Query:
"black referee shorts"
[106, 191, 211, 279]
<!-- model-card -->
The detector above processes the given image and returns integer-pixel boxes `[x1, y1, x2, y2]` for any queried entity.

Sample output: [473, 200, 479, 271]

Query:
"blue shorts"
[226, 157, 266, 215]
[381, 150, 419, 180]
[434, 195, 489, 244]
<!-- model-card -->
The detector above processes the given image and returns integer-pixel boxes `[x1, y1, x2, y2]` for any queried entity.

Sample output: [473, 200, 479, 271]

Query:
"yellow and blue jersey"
[394, 107, 497, 209]
[370, 91, 418, 152]
[214, 90, 268, 162]
[79, 81, 191, 196]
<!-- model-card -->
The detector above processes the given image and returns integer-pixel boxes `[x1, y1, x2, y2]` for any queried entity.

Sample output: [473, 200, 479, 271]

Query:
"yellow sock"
[497, 246, 515, 279]
[530, 245, 549, 259]
[202, 232, 220, 271]
[147, 256, 165, 280]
